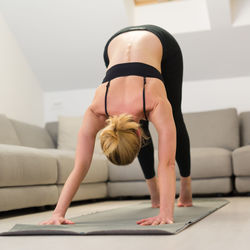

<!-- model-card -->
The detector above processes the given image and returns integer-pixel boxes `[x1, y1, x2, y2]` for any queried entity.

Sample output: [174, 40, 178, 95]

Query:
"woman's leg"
[162, 49, 191, 179]
[152, 26, 192, 206]
[127, 24, 192, 206]
[162, 52, 193, 206]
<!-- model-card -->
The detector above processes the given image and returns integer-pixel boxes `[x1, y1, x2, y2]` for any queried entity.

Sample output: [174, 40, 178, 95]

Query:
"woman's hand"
[136, 214, 174, 226]
[39, 215, 75, 225]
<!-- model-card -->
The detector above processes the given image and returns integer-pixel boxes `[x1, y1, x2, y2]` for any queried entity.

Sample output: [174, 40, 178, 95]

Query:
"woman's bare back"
[90, 30, 168, 123]
[107, 30, 163, 71]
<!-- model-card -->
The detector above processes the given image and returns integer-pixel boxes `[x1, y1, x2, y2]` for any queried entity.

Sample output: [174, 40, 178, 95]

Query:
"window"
[134, 0, 176, 6]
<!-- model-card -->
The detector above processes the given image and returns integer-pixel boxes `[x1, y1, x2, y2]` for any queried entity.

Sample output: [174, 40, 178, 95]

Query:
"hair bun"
[99, 113, 150, 165]
[108, 116, 122, 132]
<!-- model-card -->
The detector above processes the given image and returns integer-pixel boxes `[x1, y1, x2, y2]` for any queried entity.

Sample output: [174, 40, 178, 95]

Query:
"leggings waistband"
[102, 62, 164, 83]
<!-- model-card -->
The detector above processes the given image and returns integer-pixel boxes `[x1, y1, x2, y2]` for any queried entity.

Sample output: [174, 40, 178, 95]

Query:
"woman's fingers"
[39, 221, 50, 225]
[140, 219, 161, 226]
[137, 218, 154, 226]
[39, 217, 74, 225]
[63, 219, 75, 224]
[152, 219, 161, 226]
[136, 219, 148, 224]
[140, 220, 153, 226]
[137, 216, 174, 226]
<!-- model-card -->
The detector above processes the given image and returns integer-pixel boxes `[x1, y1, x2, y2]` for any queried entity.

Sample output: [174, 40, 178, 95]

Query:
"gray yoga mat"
[0, 198, 229, 236]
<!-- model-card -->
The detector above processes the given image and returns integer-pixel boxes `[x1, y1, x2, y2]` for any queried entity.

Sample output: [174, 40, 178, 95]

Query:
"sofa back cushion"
[149, 108, 239, 151]
[239, 111, 250, 146]
[57, 115, 103, 153]
[10, 119, 55, 149]
[45, 121, 58, 148]
[57, 116, 82, 151]
[52, 108, 240, 152]
[183, 108, 239, 150]
[0, 114, 21, 146]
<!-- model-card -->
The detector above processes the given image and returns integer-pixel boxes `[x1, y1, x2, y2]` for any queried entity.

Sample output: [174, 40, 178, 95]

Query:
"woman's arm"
[137, 98, 176, 226]
[40, 106, 106, 225]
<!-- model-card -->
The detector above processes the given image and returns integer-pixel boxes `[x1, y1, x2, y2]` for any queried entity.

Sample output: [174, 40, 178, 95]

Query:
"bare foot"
[177, 197, 193, 207]
[151, 195, 160, 208]
[145, 177, 160, 208]
[177, 176, 193, 207]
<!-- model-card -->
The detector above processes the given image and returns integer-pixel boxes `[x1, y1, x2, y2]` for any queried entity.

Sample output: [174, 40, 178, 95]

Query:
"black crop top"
[102, 62, 164, 121]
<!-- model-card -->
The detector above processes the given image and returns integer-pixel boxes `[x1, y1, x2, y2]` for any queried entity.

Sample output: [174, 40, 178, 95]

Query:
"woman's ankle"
[146, 176, 159, 197]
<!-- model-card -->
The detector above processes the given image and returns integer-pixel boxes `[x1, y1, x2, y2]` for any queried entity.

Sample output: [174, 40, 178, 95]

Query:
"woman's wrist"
[159, 210, 174, 220]
[157, 212, 174, 224]
[158, 164, 176, 221]
[52, 210, 65, 218]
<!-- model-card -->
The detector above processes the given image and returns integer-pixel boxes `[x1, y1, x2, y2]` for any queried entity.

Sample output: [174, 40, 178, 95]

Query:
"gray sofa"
[0, 107, 249, 212]
[232, 112, 250, 192]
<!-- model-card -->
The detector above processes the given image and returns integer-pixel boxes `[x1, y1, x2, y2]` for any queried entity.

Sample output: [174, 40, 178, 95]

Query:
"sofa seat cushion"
[41, 149, 108, 184]
[109, 147, 232, 181]
[108, 151, 158, 182]
[235, 177, 250, 193]
[107, 178, 232, 197]
[232, 145, 250, 176]
[0, 185, 58, 212]
[58, 183, 107, 202]
[176, 147, 233, 179]
[0, 144, 57, 187]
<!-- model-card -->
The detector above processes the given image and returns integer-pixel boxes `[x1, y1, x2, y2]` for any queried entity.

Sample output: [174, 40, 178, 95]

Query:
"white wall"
[0, 12, 43, 126]
[0, 0, 134, 91]
[44, 88, 95, 122]
[43, 0, 250, 123]
[2, 0, 248, 125]
[182, 76, 250, 114]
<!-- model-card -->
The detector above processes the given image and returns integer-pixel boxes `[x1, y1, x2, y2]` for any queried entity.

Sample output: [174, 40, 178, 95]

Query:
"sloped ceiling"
[0, 0, 249, 92]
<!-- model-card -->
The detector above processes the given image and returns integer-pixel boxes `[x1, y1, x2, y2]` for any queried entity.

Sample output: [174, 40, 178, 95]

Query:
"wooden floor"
[0, 196, 249, 250]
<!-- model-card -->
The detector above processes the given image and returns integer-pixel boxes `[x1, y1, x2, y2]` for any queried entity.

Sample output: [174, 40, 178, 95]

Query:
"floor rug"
[0, 198, 229, 236]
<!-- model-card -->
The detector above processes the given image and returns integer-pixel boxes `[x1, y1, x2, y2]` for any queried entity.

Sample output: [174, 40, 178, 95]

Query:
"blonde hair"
[99, 113, 149, 165]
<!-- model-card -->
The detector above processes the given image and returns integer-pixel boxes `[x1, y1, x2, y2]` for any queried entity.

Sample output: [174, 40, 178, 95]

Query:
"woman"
[41, 24, 192, 226]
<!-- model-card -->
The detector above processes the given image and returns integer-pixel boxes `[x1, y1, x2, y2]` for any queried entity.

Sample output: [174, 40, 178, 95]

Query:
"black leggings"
[103, 24, 191, 179]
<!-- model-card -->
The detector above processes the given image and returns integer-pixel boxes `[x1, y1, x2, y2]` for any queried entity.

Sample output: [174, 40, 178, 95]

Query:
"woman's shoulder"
[146, 77, 167, 94]
[84, 105, 107, 132]
[146, 78, 168, 106]
[85, 84, 107, 127]
[89, 84, 106, 113]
